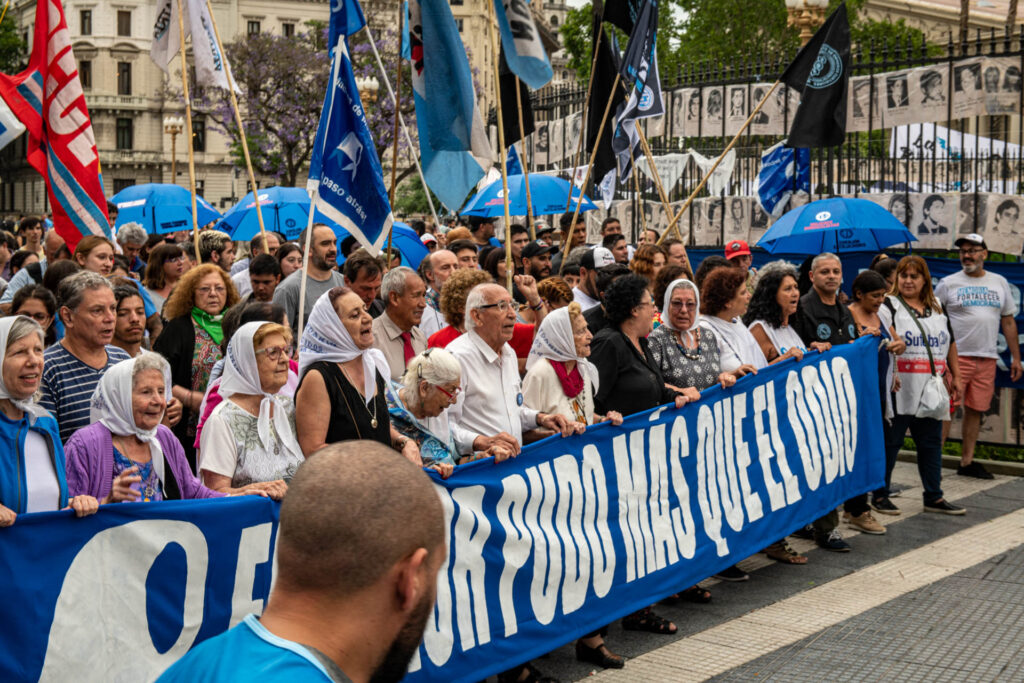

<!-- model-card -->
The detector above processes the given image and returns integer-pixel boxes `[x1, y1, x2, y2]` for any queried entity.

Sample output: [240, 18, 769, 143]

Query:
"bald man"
[159, 442, 446, 683]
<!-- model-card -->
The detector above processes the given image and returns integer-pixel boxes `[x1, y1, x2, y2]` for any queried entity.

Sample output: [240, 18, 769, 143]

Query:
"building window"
[117, 10, 131, 36]
[79, 61, 92, 90]
[451, 0, 463, 4]
[195, 179, 205, 197]
[192, 117, 206, 152]
[550, 15, 558, 27]
[247, 21, 261, 36]
[80, 10, 92, 35]
[455, 18, 463, 32]
[113, 178, 134, 194]
[282, 22, 295, 37]
[116, 118, 133, 150]
[117, 62, 131, 95]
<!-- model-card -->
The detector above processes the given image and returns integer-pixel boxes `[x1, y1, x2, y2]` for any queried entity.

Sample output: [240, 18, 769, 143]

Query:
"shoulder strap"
[895, 295, 937, 376]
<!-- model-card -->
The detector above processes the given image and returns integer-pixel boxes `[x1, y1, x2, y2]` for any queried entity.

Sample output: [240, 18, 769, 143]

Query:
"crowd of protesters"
[0, 207, 1014, 681]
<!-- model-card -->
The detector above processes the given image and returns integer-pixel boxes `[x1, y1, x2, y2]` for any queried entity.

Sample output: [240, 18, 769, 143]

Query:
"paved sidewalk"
[544, 462, 1024, 683]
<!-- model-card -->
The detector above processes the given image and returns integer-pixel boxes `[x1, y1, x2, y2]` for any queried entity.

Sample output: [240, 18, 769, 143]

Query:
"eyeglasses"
[255, 344, 294, 362]
[196, 286, 227, 296]
[476, 300, 515, 312]
[167, 255, 185, 263]
[959, 247, 985, 255]
[669, 300, 697, 310]
[433, 384, 461, 401]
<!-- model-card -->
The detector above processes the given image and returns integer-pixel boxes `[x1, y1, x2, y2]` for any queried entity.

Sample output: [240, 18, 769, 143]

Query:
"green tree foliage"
[0, 15, 27, 73]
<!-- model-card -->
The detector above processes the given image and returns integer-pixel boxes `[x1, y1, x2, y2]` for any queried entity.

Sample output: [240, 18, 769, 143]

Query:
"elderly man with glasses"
[936, 234, 1022, 479]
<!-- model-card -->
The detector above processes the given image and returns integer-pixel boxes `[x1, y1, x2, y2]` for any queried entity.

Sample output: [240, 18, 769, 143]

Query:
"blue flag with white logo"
[611, 0, 661, 180]
[307, 35, 393, 254]
[493, 0, 553, 89]
[327, 0, 367, 47]
[758, 140, 811, 218]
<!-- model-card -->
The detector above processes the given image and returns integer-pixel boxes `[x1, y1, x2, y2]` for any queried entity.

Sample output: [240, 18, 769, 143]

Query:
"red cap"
[725, 240, 751, 259]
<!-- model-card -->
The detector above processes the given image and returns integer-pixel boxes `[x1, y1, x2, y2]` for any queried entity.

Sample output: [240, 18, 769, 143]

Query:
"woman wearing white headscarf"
[522, 303, 623, 426]
[65, 353, 244, 503]
[648, 279, 744, 392]
[0, 316, 98, 526]
[199, 322, 301, 495]
[294, 287, 422, 464]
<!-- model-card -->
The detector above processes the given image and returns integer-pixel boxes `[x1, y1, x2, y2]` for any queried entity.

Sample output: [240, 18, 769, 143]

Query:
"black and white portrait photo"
[887, 75, 909, 108]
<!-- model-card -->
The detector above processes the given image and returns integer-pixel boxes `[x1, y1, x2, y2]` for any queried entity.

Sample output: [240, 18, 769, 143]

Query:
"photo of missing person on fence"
[750, 200, 770, 243]
[984, 57, 1021, 115]
[684, 88, 702, 137]
[910, 193, 955, 249]
[703, 86, 724, 129]
[566, 112, 582, 159]
[982, 194, 1024, 255]
[887, 74, 909, 109]
[532, 122, 549, 168]
[548, 117, 564, 165]
[724, 196, 748, 242]
[671, 88, 686, 138]
[953, 58, 986, 117]
[957, 194, 984, 235]
[847, 76, 876, 133]
[692, 196, 719, 246]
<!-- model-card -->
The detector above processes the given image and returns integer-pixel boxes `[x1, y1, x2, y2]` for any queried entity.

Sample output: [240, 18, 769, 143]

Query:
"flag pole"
[657, 80, 780, 245]
[204, 0, 269, 254]
[559, 72, 621, 274]
[564, 21, 604, 214]
[364, 25, 442, 230]
[514, 76, 535, 238]
[296, 188, 318, 344]
[384, 6, 406, 265]
[487, 0, 513, 294]
[630, 146, 647, 234]
[175, 0, 201, 265]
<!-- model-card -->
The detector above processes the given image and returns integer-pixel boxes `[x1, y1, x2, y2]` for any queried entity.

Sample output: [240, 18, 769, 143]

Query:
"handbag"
[896, 296, 950, 421]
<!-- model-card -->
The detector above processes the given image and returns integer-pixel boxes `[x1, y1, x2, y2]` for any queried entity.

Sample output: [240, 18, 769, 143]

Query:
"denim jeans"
[885, 413, 944, 504]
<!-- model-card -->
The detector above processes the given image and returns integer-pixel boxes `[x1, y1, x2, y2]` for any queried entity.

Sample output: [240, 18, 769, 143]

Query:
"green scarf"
[192, 307, 224, 345]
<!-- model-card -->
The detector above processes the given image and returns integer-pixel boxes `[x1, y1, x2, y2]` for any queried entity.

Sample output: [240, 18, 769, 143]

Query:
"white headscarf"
[0, 316, 50, 424]
[298, 291, 391, 404]
[525, 307, 600, 392]
[220, 321, 304, 460]
[90, 355, 171, 486]
[661, 279, 701, 341]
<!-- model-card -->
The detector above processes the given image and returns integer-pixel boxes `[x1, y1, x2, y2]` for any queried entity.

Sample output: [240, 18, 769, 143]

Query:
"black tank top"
[299, 361, 391, 447]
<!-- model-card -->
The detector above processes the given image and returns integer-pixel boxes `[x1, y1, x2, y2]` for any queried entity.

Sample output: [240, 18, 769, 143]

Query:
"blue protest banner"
[0, 497, 279, 681]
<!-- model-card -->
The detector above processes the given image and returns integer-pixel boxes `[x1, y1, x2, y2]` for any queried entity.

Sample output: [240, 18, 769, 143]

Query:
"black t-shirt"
[584, 304, 609, 336]
[792, 288, 858, 346]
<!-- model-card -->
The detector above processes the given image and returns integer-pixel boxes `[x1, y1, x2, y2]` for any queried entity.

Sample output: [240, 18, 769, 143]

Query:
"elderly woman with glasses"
[153, 264, 240, 469]
[198, 322, 298, 497]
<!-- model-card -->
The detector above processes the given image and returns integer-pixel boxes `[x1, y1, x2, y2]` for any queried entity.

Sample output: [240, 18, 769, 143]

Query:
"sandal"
[622, 607, 677, 635]
[575, 640, 625, 669]
[662, 585, 712, 605]
[763, 539, 808, 564]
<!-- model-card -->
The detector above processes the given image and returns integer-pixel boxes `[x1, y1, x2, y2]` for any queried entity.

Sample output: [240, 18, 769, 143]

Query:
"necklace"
[674, 328, 701, 360]
[340, 364, 379, 429]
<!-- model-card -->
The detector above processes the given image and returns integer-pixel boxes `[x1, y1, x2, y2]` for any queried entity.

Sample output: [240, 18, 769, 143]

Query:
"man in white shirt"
[372, 266, 427, 380]
[231, 232, 282, 297]
[420, 249, 457, 338]
[447, 283, 577, 456]
[572, 249, 613, 311]
[936, 233, 1022, 479]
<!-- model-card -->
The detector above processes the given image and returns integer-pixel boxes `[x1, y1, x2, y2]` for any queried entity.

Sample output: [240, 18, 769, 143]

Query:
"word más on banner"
[0, 497, 279, 682]
[404, 338, 884, 683]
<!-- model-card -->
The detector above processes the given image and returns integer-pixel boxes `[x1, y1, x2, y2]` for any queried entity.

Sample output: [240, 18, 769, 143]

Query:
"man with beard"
[513, 240, 555, 303]
[157, 441, 446, 683]
[273, 224, 346, 337]
[936, 234, 1022, 479]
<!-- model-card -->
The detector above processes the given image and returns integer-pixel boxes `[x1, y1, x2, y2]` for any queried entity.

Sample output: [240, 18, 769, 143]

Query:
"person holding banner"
[0, 316, 99, 526]
[198, 322, 301, 495]
[295, 289, 422, 466]
[698, 266, 768, 375]
[880, 256, 966, 515]
[745, 262, 827, 364]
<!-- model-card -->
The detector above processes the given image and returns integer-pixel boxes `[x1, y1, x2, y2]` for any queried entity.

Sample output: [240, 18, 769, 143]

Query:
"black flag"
[611, 0, 660, 178]
[499, 49, 534, 146]
[587, 11, 624, 184]
[780, 3, 851, 148]
[602, 0, 641, 33]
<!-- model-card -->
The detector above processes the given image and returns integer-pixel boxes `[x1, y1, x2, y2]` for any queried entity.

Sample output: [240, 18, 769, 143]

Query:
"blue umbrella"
[218, 187, 336, 241]
[111, 183, 221, 234]
[756, 197, 917, 254]
[461, 174, 597, 217]
[336, 222, 429, 270]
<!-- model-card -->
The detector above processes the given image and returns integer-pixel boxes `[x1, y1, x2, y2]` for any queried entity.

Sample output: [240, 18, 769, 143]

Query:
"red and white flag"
[0, 0, 111, 250]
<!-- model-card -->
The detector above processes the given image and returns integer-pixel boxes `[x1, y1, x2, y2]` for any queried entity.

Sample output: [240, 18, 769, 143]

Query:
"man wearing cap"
[468, 216, 501, 249]
[936, 234, 1022, 479]
[572, 248, 614, 311]
[514, 240, 556, 304]
[420, 233, 438, 253]
[725, 239, 758, 292]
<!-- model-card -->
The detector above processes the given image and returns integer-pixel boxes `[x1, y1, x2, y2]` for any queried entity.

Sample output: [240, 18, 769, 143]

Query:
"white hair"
[131, 351, 170, 385]
[464, 283, 498, 331]
[116, 222, 147, 246]
[6, 316, 44, 351]
[380, 266, 419, 301]
[401, 348, 461, 396]
[811, 252, 840, 270]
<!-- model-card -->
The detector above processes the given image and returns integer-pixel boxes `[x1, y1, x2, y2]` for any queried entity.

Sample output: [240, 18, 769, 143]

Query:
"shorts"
[957, 356, 997, 413]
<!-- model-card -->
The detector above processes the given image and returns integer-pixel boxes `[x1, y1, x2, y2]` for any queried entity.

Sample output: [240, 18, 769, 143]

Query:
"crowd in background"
[0, 205, 1016, 681]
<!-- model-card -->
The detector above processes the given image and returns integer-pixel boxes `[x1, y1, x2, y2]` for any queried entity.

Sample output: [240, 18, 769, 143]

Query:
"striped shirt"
[40, 344, 132, 443]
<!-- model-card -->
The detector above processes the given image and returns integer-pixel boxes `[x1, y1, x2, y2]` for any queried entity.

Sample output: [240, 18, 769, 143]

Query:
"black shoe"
[815, 529, 851, 552]
[575, 640, 625, 669]
[957, 461, 994, 480]
[924, 499, 966, 515]
[497, 663, 560, 683]
[713, 564, 750, 582]
[870, 497, 902, 516]
[790, 524, 815, 541]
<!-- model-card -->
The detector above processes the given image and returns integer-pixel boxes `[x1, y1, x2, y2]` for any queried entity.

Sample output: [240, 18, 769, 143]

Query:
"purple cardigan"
[65, 422, 224, 501]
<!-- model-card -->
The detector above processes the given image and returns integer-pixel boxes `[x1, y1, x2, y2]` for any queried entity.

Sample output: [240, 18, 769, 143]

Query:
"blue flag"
[327, 0, 367, 47]
[307, 36, 394, 254]
[493, 0, 553, 89]
[408, 0, 493, 210]
[400, 0, 411, 59]
[506, 144, 523, 176]
[758, 140, 811, 218]
[611, 0, 661, 179]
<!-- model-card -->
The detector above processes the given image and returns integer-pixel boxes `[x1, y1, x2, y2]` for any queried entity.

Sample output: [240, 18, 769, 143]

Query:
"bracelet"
[529, 301, 544, 311]
[394, 437, 409, 450]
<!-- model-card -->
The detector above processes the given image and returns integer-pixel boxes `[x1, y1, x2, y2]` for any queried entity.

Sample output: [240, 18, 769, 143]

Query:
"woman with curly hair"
[699, 266, 767, 374]
[629, 243, 667, 288]
[743, 261, 816, 364]
[153, 263, 239, 468]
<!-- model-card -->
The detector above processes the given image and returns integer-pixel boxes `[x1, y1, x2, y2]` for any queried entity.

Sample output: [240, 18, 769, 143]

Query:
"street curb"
[898, 450, 1024, 477]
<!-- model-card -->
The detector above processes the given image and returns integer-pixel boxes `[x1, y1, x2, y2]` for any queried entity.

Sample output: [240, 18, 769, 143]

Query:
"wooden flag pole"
[384, 5, 405, 265]
[630, 146, 647, 234]
[204, 0, 269, 254]
[657, 80, 781, 246]
[175, 0, 201, 265]
[514, 76, 535, 239]
[564, 21, 605, 214]
[487, 0, 513, 294]
[559, 72, 620, 274]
